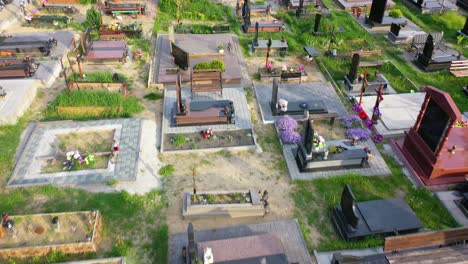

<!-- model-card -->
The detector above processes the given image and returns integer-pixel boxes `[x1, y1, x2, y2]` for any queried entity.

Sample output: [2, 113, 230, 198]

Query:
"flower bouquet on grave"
[372, 107, 382, 123]
[202, 128, 214, 139]
[341, 115, 362, 129]
[345, 128, 371, 142]
[266, 61, 274, 73]
[453, 120, 467, 128]
[85, 152, 95, 165]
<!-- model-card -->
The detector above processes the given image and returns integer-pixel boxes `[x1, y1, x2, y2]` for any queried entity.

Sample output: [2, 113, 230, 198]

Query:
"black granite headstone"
[302, 119, 314, 155]
[417, 0, 424, 7]
[369, 0, 387, 24]
[244, 1, 251, 26]
[176, 72, 183, 114]
[254, 22, 259, 46]
[422, 34, 435, 59]
[314, 13, 322, 33]
[462, 16, 468, 35]
[296, 0, 304, 17]
[188, 223, 196, 263]
[341, 185, 359, 230]
[390, 23, 402, 36]
[242, 0, 247, 18]
[271, 78, 279, 104]
[347, 53, 361, 82]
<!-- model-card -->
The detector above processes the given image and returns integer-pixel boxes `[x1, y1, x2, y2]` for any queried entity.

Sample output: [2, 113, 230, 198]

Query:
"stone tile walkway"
[435, 191, 468, 227]
[169, 219, 313, 264]
[162, 87, 253, 134]
[283, 139, 391, 180]
[8, 119, 141, 187]
[254, 82, 348, 124]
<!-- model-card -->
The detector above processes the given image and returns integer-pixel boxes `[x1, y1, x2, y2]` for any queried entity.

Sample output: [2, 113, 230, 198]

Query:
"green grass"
[0, 115, 29, 183]
[319, 57, 417, 92]
[143, 92, 164, 100]
[159, 164, 175, 177]
[45, 90, 144, 120]
[292, 154, 459, 251]
[68, 72, 126, 83]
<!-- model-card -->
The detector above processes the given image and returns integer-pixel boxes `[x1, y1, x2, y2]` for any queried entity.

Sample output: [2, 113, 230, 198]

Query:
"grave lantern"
[52, 216, 60, 230]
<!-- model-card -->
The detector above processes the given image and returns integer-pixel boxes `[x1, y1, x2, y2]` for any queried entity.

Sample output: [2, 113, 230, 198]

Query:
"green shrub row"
[193, 59, 225, 72]
[68, 72, 127, 83]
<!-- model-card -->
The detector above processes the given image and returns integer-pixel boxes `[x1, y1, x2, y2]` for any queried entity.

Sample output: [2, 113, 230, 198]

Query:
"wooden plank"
[384, 227, 468, 252]
[386, 245, 468, 264]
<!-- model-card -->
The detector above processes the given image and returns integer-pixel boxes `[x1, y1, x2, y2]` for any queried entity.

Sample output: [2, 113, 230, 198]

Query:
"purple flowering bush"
[281, 130, 302, 144]
[276, 116, 297, 131]
[341, 115, 362, 128]
[345, 128, 371, 141]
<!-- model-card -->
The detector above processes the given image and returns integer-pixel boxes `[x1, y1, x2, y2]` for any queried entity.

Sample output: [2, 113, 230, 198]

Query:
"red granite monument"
[394, 86, 468, 187]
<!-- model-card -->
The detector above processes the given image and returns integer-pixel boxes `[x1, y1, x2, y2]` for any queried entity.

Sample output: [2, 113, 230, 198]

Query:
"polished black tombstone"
[187, 222, 196, 264]
[415, 34, 435, 69]
[390, 23, 402, 36]
[330, 185, 422, 240]
[457, 0, 468, 10]
[253, 22, 259, 47]
[313, 13, 322, 35]
[455, 193, 468, 218]
[270, 78, 328, 116]
[344, 53, 360, 90]
[369, 0, 387, 24]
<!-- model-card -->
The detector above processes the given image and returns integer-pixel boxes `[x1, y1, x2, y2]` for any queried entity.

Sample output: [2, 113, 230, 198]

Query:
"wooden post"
[76, 57, 84, 79]
[176, 72, 182, 114]
[371, 83, 384, 123]
[265, 37, 272, 71]
[66, 54, 76, 75]
[358, 78, 367, 105]
[63, 68, 70, 94]
[80, 33, 87, 54]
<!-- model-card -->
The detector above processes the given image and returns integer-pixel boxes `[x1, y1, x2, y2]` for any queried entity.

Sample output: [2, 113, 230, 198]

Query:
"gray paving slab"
[169, 219, 313, 264]
[314, 247, 384, 264]
[0, 79, 37, 125]
[361, 93, 425, 137]
[435, 191, 468, 227]
[0, 0, 22, 31]
[254, 82, 348, 124]
[283, 137, 391, 180]
[162, 86, 252, 134]
[8, 118, 142, 187]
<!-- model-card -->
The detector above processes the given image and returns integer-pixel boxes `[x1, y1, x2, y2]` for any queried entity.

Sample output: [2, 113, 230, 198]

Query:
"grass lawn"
[292, 153, 460, 252]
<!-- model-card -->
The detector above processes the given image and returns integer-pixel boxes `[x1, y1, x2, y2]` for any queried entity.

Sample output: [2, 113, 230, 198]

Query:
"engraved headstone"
[422, 34, 434, 59]
[271, 78, 279, 104]
[302, 119, 314, 155]
[417, 0, 424, 7]
[188, 223, 196, 264]
[314, 13, 322, 33]
[347, 53, 361, 82]
[369, 0, 388, 24]
[176, 72, 183, 114]
[254, 22, 259, 46]
[390, 23, 402, 36]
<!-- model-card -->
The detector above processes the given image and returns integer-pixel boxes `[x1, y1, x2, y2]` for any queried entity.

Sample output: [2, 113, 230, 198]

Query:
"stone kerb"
[67, 82, 127, 95]
[0, 211, 101, 259]
[182, 189, 264, 219]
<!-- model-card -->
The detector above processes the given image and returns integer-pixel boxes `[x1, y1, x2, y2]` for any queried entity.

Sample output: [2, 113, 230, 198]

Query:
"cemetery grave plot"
[7, 119, 141, 187]
[392, 86, 468, 187]
[154, 34, 243, 85]
[349, 0, 410, 33]
[404, 0, 459, 14]
[335, 0, 395, 11]
[163, 129, 254, 151]
[254, 81, 347, 124]
[242, 0, 284, 33]
[40, 130, 115, 174]
[385, 20, 427, 45]
[0, 211, 101, 259]
[0, 58, 40, 78]
[414, 34, 466, 72]
[80, 29, 128, 64]
[100, 1, 146, 16]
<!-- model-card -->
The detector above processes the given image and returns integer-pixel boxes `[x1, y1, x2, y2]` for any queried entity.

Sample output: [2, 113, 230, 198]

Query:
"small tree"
[85, 7, 102, 29]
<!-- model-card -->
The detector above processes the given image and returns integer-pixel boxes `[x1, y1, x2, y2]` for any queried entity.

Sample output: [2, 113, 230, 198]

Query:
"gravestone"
[188, 223, 196, 264]
[243, 1, 251, 27]
[314, 13, 322, 34]
[271, 78, 279, 106]
[253, 22, 259, 46]
[176, 72, 183, 114]
[302, 119, 314, 155]
[369, 0, 388, 24]
[422, 34, 435, 60]
[390, 23, 402, 36]
[296, 0, 305, 17]
[397, 86, 468, 186]
[462, 16, 468, 36]
[341, 185, 359, 230]
[346, 53, 361, 83]
[417, 0, 424, 7]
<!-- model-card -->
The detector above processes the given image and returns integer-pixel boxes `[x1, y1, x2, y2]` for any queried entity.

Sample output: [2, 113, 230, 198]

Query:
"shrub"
[281, 130, 302, 144]
[143, 92, 164, 100]
[341, 115, 362, 128]
[193, 61, 212, 70]
[84, 7, 101, 29]
[159, 165, 174, 177]
[210, 59, 225, 72]
[389, 9, 403, 18]
[275, 116, 297, 131]
[190, 24, 213, 34]
[345, 128, 371, 141]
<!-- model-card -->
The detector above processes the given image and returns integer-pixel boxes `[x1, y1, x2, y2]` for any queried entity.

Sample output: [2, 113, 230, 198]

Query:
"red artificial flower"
[358, 109, 368, 119]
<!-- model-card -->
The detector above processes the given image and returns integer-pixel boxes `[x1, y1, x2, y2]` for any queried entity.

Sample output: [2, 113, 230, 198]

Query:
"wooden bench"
[191, 69, 223, 95]
[450, 60, 468, 77]
[280, 72, 302, 83]
[359, 61, 384, 68]
[352, 50, 382, 57]
[310, 112, 338, 125]
[384, 227, 468, 252]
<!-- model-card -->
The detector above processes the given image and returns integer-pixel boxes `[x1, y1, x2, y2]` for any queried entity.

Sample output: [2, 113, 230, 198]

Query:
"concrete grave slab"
[361, 92, 425, 137]
[435, 191, 468, 227]
[0, 79, 37, 125]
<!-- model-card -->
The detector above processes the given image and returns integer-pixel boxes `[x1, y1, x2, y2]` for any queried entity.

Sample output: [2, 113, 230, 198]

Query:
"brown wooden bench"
[352, 50, 382, 57]
[310, 112, 338, 125]
[191, 69, 223, 95]
[280, 72, 302, 83]
[384, 227, 468, 252]
[450, 60, 468, 77]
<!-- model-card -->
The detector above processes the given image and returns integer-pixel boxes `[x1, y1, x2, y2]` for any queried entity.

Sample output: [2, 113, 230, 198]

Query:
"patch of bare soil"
[164, 129, 254, 151]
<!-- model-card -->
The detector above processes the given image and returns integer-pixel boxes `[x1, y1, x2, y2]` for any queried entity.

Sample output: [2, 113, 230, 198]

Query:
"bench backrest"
[384, 227, 468, 252]
[450, 60, 468, 70]
[191, 69, 222, 93]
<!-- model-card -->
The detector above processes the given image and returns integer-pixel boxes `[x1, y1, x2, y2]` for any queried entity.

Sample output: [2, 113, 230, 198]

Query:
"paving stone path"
[169, 219, 313, 264]
[8, 119, 141, 187]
